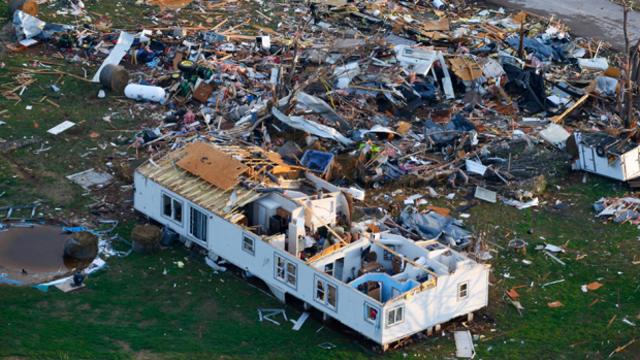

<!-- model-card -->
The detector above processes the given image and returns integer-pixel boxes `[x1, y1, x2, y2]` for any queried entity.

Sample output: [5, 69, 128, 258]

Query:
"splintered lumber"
[551, 94, 590, 123]
[607, 338, 635, 358]
[45, 98, 60, 108]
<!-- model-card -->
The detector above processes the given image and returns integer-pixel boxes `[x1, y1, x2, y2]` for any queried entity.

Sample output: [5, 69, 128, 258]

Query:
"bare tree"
[623, 1, 635, 128]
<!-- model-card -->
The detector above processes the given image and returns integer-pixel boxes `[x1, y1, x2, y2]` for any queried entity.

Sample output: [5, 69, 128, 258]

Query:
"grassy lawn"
[0, 45, 138, 212]
[0, 245, 379, 360]
[466, 175, 640, 359]
[0, 176, 638, 359]
[0, 0, 278, 213]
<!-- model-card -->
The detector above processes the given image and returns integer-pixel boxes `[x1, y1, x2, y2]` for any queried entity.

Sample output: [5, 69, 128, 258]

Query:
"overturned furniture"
[134, 141, 489, 349]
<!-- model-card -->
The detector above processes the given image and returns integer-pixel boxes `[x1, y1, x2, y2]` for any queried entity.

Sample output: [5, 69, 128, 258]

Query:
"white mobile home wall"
[381, 265, 489, 344]
[134, 173, 385, 343]
[134, 172, 489, 346]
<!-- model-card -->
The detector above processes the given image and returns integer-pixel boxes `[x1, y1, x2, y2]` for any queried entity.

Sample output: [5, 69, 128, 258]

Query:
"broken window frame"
[242, 234, 255, 255]
[386, 306, 404, 327]
[276, 255, 286, 281]
[315, 277, 326, 302]
[162, 193, 183, 224]
[364, 302, 379, 325]
[189, 206, 207, 243]
[286, 262, 296, 287]
[314, 275, 337, 311]
[324, 262, 334, 276]
[274, 253, 297, 289]
[458, 281, 469, 301]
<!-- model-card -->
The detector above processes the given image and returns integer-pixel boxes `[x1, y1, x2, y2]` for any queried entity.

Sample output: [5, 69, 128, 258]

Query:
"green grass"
[26, 0, 156, 28]
[0, 245, 415, 360]
[0, 0, 205, 212]
[0, 49, 139, 212]
[465, 175, 640, 359]
[0, 0, 275, 213]
[1, 177, 638, 359]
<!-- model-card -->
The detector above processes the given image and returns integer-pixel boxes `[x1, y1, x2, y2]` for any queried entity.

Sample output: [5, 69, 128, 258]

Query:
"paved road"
[485, 0, 640, 51]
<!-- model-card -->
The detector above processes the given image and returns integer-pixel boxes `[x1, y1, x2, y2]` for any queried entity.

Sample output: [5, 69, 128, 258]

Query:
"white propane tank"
[433, 0, 446, 10]
[124, 84, 166, 103]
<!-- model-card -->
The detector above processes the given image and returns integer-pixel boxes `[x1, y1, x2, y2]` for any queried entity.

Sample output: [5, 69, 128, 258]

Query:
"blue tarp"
[399, 207, 472, 248]
[506, 36, 568, 61]
[0, 276, 49, 292]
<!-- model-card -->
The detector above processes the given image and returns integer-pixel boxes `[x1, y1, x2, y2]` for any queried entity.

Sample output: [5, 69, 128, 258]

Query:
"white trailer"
[133, 141, 489, 348]
[573, 132, 640, 181]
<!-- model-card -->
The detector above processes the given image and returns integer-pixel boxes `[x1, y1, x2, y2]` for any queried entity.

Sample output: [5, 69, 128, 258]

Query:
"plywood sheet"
[449, 57, 483, 82]
[55, 278, 85, 293]
[177, 142, 248, 190]
[422, 17, 449, 31]
[146, 0, 195, 10]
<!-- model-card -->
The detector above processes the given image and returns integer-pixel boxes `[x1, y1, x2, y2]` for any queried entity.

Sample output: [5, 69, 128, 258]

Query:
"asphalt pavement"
[485, 0, 640, 50]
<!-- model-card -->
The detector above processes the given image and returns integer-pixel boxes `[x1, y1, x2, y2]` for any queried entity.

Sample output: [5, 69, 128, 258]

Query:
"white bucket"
[124, 84, 166, 103]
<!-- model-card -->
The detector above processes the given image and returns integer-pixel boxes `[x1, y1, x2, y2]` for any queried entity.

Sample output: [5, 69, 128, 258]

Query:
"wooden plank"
[366, 235, 440, 279]
[156, 170, 183, 184]
[422, 17, 450, 31]
[179, 180, 207, 196]
[448, 57, 483, 82]
[166, 175, 200, 191]
[200, 189, 231, 208]
[190, 186, 220, 203]
[295, 200, 348, 246]
[551, 94, 590, 123]
[306, 242, 346, 263]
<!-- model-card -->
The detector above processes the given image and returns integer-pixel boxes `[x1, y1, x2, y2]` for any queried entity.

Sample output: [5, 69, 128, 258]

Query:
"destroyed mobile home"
[133, 141, 489, 347]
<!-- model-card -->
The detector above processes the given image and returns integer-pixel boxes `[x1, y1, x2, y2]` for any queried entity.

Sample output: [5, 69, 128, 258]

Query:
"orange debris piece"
[426, 206, 451, 217]
[506, 288, 520, 299]
[586, 282, 603, 291]
[547, 301, 564, 308]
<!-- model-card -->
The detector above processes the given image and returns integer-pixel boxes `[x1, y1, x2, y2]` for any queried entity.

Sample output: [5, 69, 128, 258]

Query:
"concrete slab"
[54, 277, 85, 293]
[67, 168, 114, 190]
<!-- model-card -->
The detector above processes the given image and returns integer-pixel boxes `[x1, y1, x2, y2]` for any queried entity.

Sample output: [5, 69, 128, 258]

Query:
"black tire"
[596, 146, 606, 157]
[178, 60, 196, 72]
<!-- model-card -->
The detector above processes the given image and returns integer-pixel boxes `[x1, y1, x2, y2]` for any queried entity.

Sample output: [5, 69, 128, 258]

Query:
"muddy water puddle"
[0, 225, 90, 285]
